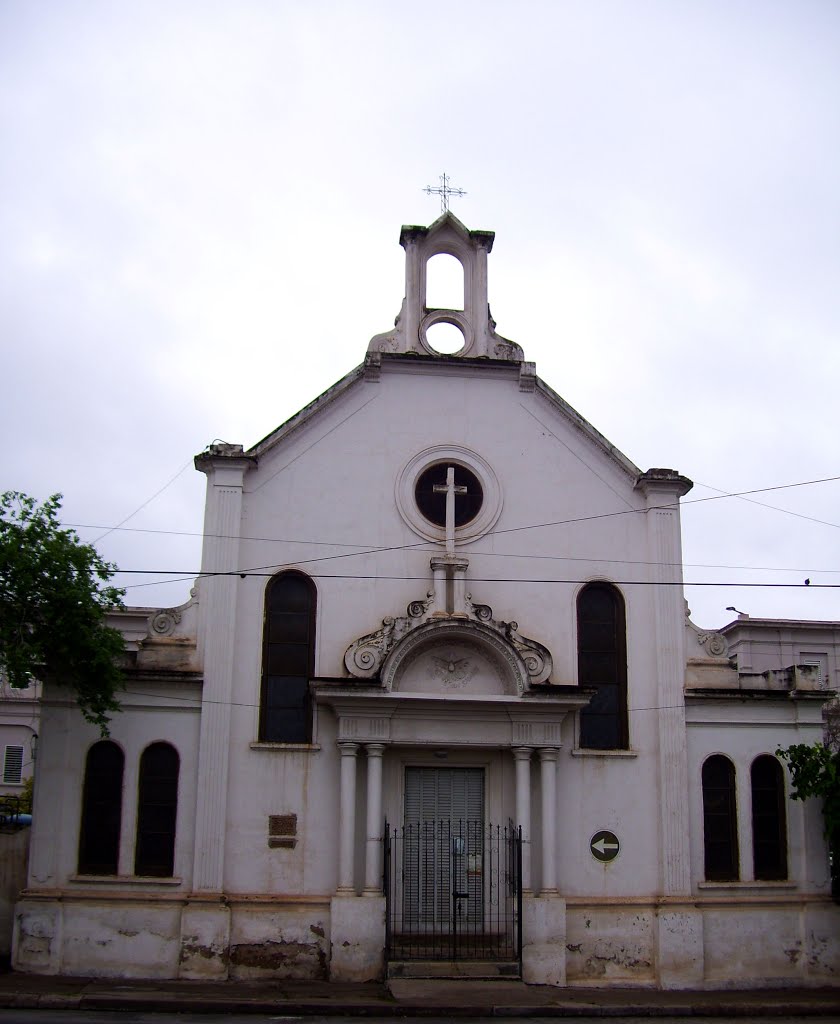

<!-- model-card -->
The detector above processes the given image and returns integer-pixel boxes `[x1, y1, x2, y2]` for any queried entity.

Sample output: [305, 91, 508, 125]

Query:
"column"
[512, 747, 533, 893]
[539, 747, 559, 895]
[363, 744, 385, 894]
[337, 742, 359, 894]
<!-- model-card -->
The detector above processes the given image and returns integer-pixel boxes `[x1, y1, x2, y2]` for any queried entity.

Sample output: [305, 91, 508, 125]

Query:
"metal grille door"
[384, 767, 522, 963]
[404, 767, 484, 929]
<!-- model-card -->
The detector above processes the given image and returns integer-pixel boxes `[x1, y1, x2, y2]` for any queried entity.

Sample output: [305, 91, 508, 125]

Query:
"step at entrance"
[387, 959, 521, 979]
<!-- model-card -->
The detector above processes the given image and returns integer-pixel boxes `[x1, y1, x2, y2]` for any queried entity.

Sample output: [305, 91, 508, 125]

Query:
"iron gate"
[384, 819, 522, 963]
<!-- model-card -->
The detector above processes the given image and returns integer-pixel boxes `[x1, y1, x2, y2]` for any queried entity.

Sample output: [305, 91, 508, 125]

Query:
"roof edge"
[534, 377, 642, 481]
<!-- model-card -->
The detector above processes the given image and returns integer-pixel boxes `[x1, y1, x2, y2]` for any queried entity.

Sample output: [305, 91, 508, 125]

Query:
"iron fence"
[384, 819, 522, 963]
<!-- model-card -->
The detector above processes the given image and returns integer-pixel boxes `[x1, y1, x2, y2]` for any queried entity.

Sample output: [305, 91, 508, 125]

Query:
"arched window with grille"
[78, 740, 124, 875]
[260, 571, 316, 743]
[751, 754, 788, 881]
[577, 582, 628, 749]
[134, 742, 180, 877]
[702, 754, 739, 881]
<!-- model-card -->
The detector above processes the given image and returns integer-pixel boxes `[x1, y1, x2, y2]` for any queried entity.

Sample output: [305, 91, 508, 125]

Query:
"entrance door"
[403, 767, 485, 931]
[384, 766, 522, 963]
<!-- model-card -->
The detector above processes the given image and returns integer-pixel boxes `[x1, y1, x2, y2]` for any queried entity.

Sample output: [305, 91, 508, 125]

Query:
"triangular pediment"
[399, 210, 495, 253]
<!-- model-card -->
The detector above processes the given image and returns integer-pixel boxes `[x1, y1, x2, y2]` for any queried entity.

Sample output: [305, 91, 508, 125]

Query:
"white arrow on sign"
[592, 837, 619, 855]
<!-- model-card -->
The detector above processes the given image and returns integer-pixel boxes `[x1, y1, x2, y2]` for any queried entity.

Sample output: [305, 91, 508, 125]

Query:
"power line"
[65, 472, 840, 551]
[63, 686, 777, 718]
[693, 478, 839, 531]
[116, 570, 838, 589]
[91, 459, 193, 545]
[60, 470, 840, 588]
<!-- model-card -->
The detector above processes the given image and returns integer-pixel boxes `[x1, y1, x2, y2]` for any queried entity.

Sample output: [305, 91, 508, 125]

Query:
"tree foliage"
[776, 741, 840, 898]
[0, 491, 125, 732]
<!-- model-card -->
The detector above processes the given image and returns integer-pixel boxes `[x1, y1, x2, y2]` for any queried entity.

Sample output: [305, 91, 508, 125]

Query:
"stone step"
[387, 960, 520, 979]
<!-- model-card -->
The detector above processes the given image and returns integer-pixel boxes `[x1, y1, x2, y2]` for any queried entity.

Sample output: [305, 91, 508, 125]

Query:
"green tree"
[0, 491, 125, 733]
[776, 742, 840, 899]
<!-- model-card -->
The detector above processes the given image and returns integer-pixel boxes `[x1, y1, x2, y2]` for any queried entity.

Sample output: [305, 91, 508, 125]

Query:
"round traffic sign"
[590, 830, 620, 862]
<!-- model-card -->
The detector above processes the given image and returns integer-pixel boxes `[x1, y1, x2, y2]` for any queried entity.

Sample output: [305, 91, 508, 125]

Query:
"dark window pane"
[577, 584, 627, 749]
[265, 676, 309, 709]
[751, 755, 787, 880]
[702, 755, 739, 881]
[584, 683, 619, 714]
[260, 572, 315, 743]
[268, 611, 311, 644]
[78, 741, 124, 875]
[134, 742, 179, 877]
[264, 709, 307, 743]
[579, 714, 620, 750]
[267, 642, 310, 677]
[579, 652, 618, 683]
[268, 575, 314, 613]
[579, 621, 617, 650]
[579, 588, 615, 620]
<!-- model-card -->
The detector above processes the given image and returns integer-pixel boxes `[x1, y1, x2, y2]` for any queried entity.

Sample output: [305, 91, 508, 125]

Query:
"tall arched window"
[78, 741, 124, 875]
[134, 742, 180, 877]
[702, 754, 739, 881]
[751, 755, 788, 881]
[260, 571, 316, 743]
[577, 583, 628, 749]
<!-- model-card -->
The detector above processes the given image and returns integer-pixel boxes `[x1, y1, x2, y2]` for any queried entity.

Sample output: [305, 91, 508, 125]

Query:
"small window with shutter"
[3, 745, 24, 785]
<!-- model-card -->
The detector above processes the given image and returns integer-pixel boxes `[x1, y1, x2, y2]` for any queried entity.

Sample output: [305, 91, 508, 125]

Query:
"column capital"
[537, 746, 560, 762]
[338, 741, 360, 755]
[365, 742, 386, 757]
[511, 746, 533, 761]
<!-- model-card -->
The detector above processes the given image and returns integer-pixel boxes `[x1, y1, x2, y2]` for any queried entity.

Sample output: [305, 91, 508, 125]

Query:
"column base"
[521, 894, 566, 986]
[329, 894, 385, 982]
[178, 899, 231, 980]
[656, 908, 704, 989]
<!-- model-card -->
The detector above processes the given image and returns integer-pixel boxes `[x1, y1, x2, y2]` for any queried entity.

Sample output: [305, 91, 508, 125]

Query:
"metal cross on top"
[433, 466, 467, 556]
[424, 172, 467, 213]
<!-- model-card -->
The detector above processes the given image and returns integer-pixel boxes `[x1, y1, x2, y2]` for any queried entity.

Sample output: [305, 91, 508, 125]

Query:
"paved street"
[2, 1016, 840, 1024]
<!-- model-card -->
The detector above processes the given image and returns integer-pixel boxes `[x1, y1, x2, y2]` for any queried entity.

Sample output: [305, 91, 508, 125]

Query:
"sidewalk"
[0, 972, 838, 1017]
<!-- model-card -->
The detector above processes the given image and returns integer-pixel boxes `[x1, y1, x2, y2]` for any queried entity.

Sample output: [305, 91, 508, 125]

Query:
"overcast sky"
[2, 0, 838, 630]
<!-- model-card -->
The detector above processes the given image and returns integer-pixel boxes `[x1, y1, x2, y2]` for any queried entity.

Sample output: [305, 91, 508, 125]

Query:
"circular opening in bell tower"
[425, 320, 465, 355]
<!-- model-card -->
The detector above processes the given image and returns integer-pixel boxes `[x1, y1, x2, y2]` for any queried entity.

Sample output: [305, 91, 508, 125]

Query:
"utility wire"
[693, 479, 839, 531]
[67, 472, 840, 549]
[52, 686, 762, 717]
[117, 571, 837, 590]
[65, 471, 840, 588]
[91, 459, 193, 545]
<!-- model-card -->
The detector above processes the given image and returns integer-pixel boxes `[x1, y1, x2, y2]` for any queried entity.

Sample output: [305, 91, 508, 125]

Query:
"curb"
[18, 995, 831, 1018]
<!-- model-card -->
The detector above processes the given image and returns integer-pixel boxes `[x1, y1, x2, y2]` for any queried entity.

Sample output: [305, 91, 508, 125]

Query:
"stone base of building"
[521, 894, 566, 986]
[11, 891, 839, 988]
[178, 899, 231, 980]
[329, 894, 385, 982]
[656, 908, 704, 989]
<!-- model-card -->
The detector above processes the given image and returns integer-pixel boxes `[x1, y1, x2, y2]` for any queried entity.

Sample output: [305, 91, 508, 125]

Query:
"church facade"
[13, 213, 838, 987]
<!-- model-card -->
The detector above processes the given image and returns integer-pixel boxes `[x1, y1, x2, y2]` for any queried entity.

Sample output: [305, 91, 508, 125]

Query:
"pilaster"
[191, 447, 253, 893]
[635, 469, 693, 895]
